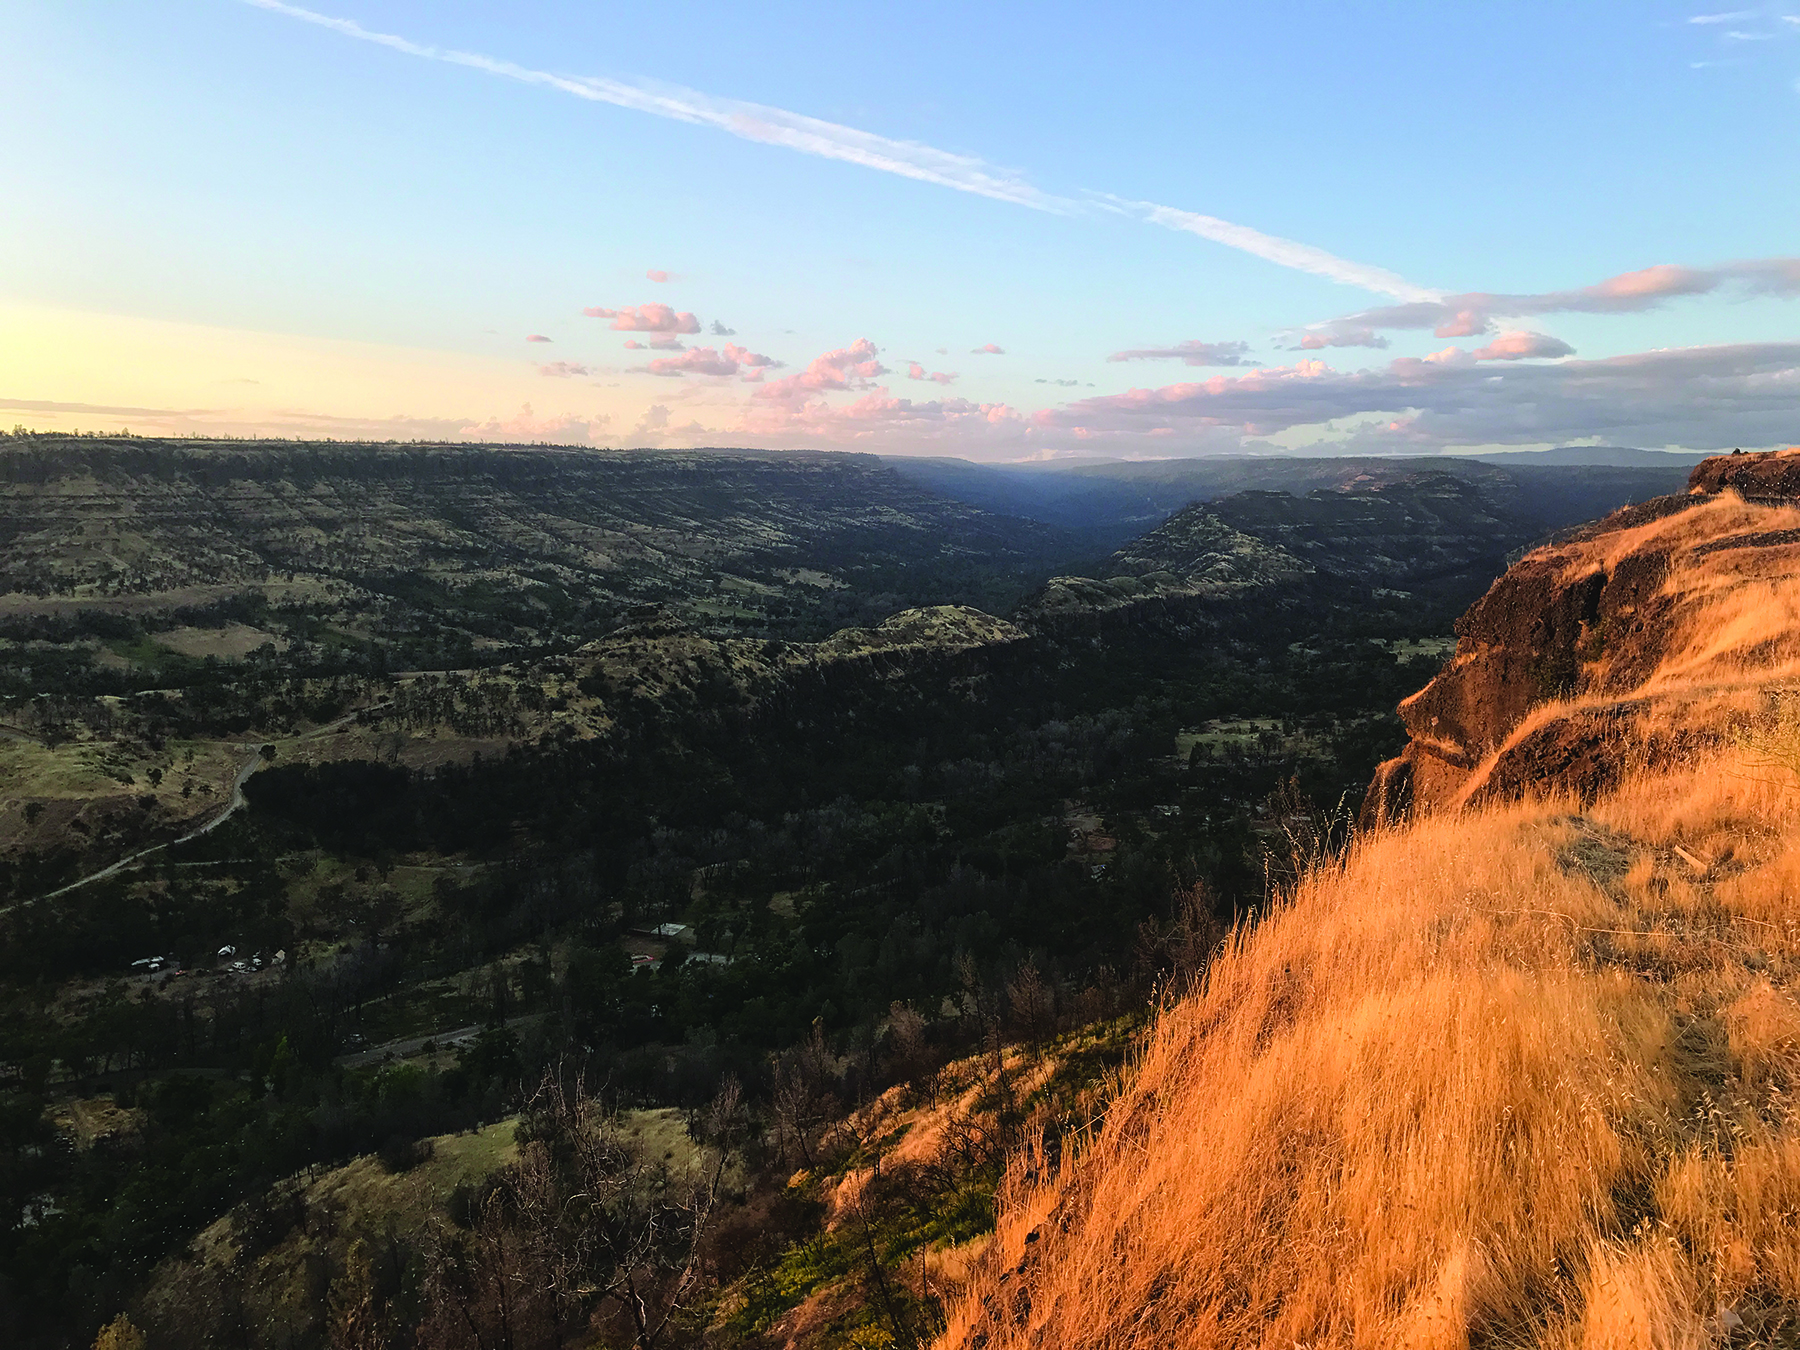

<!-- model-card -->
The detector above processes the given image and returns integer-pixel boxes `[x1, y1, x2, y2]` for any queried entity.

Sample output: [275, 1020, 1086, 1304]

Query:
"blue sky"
[3, 0, 1798, 458]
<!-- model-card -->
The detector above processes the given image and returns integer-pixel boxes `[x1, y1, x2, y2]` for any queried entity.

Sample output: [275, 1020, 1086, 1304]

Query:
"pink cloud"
[1472, 330, 1576, 361]
[646, 269, 672, 283]
[830, 392, 1020, 426]
[971, 343, 1006, 355]
[637, 343, 784, 379]
[1108, 340, 1251, 367]
[720, 338, 1034, 448]
[724, 343, 779, 369]
[907, 362, 958, 384]
[538, 361, 593, 378]
[754, 338, 888, 404]
[739, 386, 1025, 443]
[1028, 342, 1800, 454]
[1295, 329, 1389, 350]
[624, 336, 687, 351]
[1313, 256, 1800, 345]
[526, 334, 553, 343]
[1433, 310, 1490, 338]
[1589, 264, 1713, 302]
[644, 348, 739, 378]
[583, 302, 701, 334]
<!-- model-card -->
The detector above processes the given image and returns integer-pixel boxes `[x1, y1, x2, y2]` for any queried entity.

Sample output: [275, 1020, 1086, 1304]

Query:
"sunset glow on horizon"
[5, 1, 1799, 459]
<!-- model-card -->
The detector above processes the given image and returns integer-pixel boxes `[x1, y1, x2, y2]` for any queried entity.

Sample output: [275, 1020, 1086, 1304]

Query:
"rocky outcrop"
[1364, 449, 1800, 823]
[1685, 444, 1800, 497]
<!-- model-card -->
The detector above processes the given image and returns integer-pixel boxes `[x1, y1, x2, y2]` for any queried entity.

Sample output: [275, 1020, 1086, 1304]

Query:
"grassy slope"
[944, 753, 1800, 1348]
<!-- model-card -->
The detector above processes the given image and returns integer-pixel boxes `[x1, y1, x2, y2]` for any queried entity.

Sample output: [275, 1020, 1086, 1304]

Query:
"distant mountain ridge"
[882, 451, 1695, 541]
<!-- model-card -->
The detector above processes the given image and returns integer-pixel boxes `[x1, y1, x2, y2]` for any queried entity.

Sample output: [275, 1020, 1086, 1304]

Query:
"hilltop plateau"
[0, 438, 1081, 643]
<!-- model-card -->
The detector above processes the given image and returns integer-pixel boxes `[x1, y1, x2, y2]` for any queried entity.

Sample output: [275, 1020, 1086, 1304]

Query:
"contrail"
[239, 0, 1437, 300]
[1106, 200, 1441, 304]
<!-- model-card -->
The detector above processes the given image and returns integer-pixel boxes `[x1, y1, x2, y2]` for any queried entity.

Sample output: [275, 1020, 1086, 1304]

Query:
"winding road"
[7, 701, 390, 913]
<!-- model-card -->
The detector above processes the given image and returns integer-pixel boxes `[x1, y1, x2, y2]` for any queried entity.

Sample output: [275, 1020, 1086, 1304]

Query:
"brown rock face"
[1366, 450, 1800, 821]
[1686, 445, 1800, 497]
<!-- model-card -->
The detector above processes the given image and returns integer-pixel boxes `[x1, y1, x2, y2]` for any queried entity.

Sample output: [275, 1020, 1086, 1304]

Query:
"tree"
[92, 1315, 147, 1350]
[418, 1073, 733, 1350]
[330, 1240, 393, 1350]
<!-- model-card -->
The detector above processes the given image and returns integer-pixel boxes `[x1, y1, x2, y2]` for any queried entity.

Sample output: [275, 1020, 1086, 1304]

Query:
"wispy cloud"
[0, 397, 220, 417]
[1098, 198, 1442, 303]
[1682, 5, 1800, 78]
[3, 396, 614, 445]
[1108, 340, 1253, 367]
[238, 0, 1432, 298]
[240, 0, 1063, 211]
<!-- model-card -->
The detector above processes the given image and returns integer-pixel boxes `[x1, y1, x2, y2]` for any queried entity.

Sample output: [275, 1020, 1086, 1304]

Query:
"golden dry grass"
[941, 753, 1800, 1349]
[1431, 494, 1800, 814]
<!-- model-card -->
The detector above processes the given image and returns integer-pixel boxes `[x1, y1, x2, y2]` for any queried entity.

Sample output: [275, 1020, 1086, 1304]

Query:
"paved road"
[15, 748, 267, 911]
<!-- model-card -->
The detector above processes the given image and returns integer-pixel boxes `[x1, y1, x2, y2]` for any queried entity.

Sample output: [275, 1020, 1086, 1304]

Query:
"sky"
[3, 0, 1798, 461]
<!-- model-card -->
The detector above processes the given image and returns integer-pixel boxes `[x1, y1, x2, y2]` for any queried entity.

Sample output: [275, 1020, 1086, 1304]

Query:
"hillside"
[1201, 472, 1519, 587]
[1019, 473, 1534, 630]
[940, 448, 1800, 1349]
[0, 437, 1083, 642]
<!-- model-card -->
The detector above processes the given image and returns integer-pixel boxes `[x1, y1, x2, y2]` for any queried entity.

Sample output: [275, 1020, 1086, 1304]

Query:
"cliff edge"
[1363, 447, 1800, 824]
